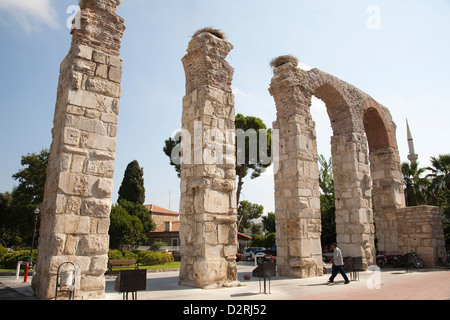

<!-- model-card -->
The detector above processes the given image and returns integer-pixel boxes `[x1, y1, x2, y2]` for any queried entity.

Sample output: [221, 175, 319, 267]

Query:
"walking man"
[328, 243, 350, 285]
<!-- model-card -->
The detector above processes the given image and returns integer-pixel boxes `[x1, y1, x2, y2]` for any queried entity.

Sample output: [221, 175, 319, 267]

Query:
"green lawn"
[0, 262, 181, 275]
[141, 261, 181, 270]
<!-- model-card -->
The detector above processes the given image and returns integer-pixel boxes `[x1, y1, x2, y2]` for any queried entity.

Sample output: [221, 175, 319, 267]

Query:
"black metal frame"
[55, 261, 77, 300]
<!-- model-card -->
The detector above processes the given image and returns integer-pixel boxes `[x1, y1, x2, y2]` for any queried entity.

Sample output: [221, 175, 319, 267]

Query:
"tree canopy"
[162, 113, 273, 206]
[118, 160, 146, 205]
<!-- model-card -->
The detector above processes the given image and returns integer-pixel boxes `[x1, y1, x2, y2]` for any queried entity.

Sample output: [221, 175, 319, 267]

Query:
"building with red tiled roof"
[145, 204, 252, 251]
[144, 204, 179, 228]
[149, 220, 181, 248]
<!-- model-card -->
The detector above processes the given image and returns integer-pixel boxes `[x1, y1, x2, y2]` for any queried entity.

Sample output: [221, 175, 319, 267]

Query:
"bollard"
[15, 261, 29, 283]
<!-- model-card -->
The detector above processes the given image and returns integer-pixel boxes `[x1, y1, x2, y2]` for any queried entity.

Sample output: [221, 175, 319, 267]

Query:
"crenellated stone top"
[182, 28, 234, 94]
[79, 0, 121, 12]
[72, 0, 125, 56]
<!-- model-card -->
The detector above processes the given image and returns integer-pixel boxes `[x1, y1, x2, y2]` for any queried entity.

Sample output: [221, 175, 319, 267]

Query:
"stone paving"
[2, 262, 449, 300]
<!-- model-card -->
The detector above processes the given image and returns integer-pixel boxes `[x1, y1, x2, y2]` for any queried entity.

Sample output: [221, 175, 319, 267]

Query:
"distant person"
[328, 243, 349, 285]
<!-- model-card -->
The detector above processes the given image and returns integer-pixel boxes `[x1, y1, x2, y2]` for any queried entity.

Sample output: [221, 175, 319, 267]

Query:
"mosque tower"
[407, 119, 418, 162]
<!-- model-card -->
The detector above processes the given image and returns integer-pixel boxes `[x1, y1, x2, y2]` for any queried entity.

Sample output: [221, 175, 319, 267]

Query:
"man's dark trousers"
[329, 264, 349, 283]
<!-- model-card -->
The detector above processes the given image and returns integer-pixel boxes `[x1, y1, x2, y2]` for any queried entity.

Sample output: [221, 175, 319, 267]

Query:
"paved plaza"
[1, 262, 449, 300]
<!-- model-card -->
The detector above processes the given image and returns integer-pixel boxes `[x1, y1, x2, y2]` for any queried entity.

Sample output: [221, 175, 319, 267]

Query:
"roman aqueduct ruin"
[32, 0, 445, 299]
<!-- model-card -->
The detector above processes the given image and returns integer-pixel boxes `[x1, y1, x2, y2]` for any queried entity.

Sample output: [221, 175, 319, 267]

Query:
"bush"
[0, 250, 37, 269]
[0, 246, 8, 261]
[122, 250, 138, 260]
[150, 241, 168, 251]
[137, 251, 174, 266]
[108, 249, 123, 260]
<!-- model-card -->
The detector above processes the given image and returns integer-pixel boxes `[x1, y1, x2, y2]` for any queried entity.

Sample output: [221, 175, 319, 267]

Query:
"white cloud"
[0, 0, 58, 33]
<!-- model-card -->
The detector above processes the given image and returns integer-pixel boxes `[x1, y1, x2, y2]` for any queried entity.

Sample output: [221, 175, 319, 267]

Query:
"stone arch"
[308, 75, 376, 269]
[363, 98, 397, 151]
[269, 57, 378, 275]
[362, 98, 405, 253]
[312, 83, 356, 136]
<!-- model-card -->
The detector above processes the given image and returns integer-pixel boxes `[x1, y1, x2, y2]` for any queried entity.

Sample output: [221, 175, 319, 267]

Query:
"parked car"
[253, 245, 277, 264]
[243, 247, 266, 262]
[262, 245, 277, 257]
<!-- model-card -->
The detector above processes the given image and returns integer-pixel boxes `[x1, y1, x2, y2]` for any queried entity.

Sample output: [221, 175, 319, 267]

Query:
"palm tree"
[426, 154, 450, 207]
[401, 161, 428, 206]
[426, 154, 450, 191]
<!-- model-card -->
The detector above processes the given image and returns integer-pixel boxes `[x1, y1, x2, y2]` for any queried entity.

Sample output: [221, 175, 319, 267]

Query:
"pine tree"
[118, 160, 145, 204]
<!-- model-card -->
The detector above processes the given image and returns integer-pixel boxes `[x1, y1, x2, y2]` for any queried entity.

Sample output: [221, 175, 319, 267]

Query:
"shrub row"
[108, 249, 174, 266]
[0, 246, 174, 270]
[0, 248, 37, 269]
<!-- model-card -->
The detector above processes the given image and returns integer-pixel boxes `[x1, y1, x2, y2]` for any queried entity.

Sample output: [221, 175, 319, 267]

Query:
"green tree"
[11, 148, 49, 205]
[235, 113, 272, 206]
[237, 200, 264, 233]
[118, 199, 156, 237]
[441, 189, 450, 246]
[163, 133, 181, 178]
[318, 155, 336, 247]
[401, 161, 428, 206]
[0, 192, 14, 247]
[249, 232, 276, 248]
[262, 212, 276, 234]
[1, 149, 49, 247]
[109, 204, 143, 249]
[426, 154, 450, 193]
[425, 154, 450, 245]
[162, 114, 273, 206]
[109, 199, 156, 249]
[118, 160, 145, 205]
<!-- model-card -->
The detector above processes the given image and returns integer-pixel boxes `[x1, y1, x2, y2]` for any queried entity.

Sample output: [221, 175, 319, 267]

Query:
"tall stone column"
[32, 0, 125, 300]
[370, 146, 405, 253]
[331, 133, 375, 269]
[178, 29, 238, 288]
[269, 57, 323, 278]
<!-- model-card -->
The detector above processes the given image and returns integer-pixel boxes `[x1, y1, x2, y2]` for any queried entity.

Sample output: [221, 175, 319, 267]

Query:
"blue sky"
[1, 0, 449, 214]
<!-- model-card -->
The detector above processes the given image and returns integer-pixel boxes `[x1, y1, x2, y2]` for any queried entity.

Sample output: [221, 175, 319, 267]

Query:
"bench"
[107, 259, 139, 275]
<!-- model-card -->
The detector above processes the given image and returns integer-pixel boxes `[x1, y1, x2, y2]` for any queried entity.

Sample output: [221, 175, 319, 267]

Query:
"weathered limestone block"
[331, 133, 375, 268]
[393, 206, 445, 267]
[269, 58, 323, 278]
[369, 146, 405, 254]
[269, 54, 445, 273]
[178, 29, 238, 289]
[32, 0, 125, 300]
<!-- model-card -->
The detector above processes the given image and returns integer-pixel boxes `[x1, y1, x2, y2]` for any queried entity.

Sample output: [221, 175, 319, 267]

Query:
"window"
[171, 238, 179, 247]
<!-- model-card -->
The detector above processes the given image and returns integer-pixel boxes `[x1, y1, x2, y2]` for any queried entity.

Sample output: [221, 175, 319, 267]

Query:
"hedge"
[0, 250, 37, 269]
[0, 248, 174, 270]
[107, 249, 174, 266]
[137, 251, 174, 266]
[0, 246, 8, 261]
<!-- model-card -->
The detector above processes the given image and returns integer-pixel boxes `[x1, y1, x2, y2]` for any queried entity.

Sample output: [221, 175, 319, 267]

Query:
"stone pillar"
[269, 58, 323, 278]
[178, 30, 238, 289]
[32, 0, 125, 300]
[331, 133, 375, 269]
[369, 146, 405, 253]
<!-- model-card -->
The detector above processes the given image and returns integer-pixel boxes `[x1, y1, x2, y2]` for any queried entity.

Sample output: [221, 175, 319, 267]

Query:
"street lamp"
[30, 206, 40, 273]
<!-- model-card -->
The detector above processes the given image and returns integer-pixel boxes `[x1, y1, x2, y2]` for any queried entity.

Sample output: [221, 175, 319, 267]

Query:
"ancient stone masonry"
[269, 55, 445, 272]
[269, 56, 379, 273]
[32, 0, 125, 300]
[395, 206, 446, 268]
[178, 30, 238, 288]
[269, 58, 324, 278]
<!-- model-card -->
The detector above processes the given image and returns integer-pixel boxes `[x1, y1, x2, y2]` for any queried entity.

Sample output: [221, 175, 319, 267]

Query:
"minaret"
[407, 119, 418, 162]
